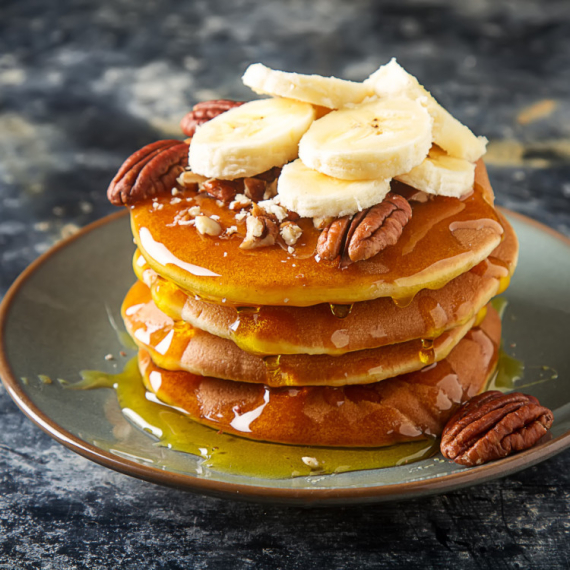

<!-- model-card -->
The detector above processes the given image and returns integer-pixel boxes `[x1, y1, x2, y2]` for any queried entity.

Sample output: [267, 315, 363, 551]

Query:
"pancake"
[138, 304, 501, 447]
[131, 161, 504, 307]
[122, 280, 486, 387]
[133, 211, 518, 355]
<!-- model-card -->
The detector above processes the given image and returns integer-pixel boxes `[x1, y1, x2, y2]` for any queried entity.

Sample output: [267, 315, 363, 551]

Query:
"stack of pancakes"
[119, 161, 518, 449]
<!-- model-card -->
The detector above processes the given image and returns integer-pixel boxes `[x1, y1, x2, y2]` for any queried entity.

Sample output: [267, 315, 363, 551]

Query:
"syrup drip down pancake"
[138, 305, 501, 447]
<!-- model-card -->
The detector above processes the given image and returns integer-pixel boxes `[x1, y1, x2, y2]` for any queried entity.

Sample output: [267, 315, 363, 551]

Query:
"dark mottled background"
[1, 0, 570, 568]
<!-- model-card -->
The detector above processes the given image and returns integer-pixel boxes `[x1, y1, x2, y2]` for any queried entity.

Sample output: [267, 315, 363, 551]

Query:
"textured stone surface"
[1, 0, 570, 568]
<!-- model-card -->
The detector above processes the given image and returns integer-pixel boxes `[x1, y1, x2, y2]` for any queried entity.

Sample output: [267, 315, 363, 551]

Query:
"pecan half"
[441, 391, 554, 467]
[107, 140, 189, 206]
[180, 99, 244, 137]
[317, 193, 412, 264]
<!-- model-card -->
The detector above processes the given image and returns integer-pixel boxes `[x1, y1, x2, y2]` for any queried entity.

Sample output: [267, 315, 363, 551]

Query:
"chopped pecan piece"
[201, 179, 240, 203]
[240, 210, 278, 249]
[280, 221, 303, 246]
[317, 193, 412, 264]
[255, 166, 281, 183]
[107, 140, 189, 206]
[177, 170, 208, 189]
[441, 391, 554, 467]
[313, 216, 335, 230]
[243, 177, 267, 202]
[263, 178, 278, 201]
[195, 215, 222, 237]
[229, 193, 252, 211]
[180, 99, 244, 137]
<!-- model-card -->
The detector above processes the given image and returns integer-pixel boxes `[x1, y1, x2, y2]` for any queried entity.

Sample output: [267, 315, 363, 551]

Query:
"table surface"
[1, 1, 570, 568]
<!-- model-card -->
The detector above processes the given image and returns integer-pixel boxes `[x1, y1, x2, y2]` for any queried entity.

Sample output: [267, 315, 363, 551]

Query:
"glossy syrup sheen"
[137, 245, 513, 357]
[129, 169, 504, 306]
[69, 358, 438, 478]
[122, 279, 485, 388]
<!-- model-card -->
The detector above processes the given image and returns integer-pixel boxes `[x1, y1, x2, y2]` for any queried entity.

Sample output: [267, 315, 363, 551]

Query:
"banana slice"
[366, 59, 487, 162]
[396, 146, 475, 198]
[242, 63, 374, 109]
[298, 98, 432, 181]
[277, 159, 391, 218]
[189, 98, 315, 180]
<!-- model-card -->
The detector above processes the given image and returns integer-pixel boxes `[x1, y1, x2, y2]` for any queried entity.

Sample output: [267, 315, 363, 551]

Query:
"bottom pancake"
[139, 306, 501, 447]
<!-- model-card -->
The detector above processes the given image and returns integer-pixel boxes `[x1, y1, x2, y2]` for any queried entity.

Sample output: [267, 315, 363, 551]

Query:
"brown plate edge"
[0, 207, 569, 506]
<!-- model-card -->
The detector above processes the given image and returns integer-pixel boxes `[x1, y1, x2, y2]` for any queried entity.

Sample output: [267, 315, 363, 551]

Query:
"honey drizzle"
[263, 355, 283, 385]
[329, 303, 354, 319]
[419, 339, 436, 365]
[392, 295, 416, 309]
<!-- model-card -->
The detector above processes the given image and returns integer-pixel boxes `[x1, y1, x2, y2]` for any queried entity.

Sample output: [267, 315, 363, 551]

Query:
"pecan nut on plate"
[441, 391, 554, 467]
[317, 192, 412, 264]
[180, 99, 245, 137]
[107, 140, 189, 206]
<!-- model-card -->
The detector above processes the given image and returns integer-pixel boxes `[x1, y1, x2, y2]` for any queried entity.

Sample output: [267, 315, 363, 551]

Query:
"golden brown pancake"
[122, 280, 486, 387]
[130, 161, 504, 306]
[138, 305, 501, 447]
[133, 211, 517, 355]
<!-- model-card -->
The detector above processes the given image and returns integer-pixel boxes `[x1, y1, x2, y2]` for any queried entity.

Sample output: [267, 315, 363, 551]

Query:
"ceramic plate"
[1, 209, 569, 506]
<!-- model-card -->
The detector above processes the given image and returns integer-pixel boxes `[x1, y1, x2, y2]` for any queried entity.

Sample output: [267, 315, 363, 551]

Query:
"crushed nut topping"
[240, 211, 278, 249]
[243, 178, 267, 202]
[195, 215, 222, 236]
[263, 179, 278, 201]
[168, 208, 195, 227]
[258, 198, 288, 222]
[313, 216, 335, 230]
[201, 179, 239, 203]
[280, 221, 303, 246]
[177, 170, 208, 188]
[229, 194, 252, 211]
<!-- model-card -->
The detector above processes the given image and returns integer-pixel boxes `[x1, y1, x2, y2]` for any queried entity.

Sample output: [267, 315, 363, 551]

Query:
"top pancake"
[134, 211, 517, 355]
[130, 161, 504, 307]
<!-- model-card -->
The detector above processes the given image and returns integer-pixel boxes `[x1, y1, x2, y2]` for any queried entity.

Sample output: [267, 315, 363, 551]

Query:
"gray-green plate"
[1, 209, 569, 506]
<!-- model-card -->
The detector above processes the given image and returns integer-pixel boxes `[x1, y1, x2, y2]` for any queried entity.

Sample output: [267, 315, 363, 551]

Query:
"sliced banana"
[298, 98, 432, 181]
[189, 98, 315, 180]
[366, 59, 487, 162]
[396, 146, 475, 198]
[242, 63, 374, 109]
[277, 159, 391, 218]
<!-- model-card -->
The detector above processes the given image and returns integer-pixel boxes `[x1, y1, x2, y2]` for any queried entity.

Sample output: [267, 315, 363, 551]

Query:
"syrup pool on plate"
[64, 358, 439, 479]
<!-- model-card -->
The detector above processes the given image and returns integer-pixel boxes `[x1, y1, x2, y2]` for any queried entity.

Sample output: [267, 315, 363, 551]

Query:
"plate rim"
[1, 207, 570, 505]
